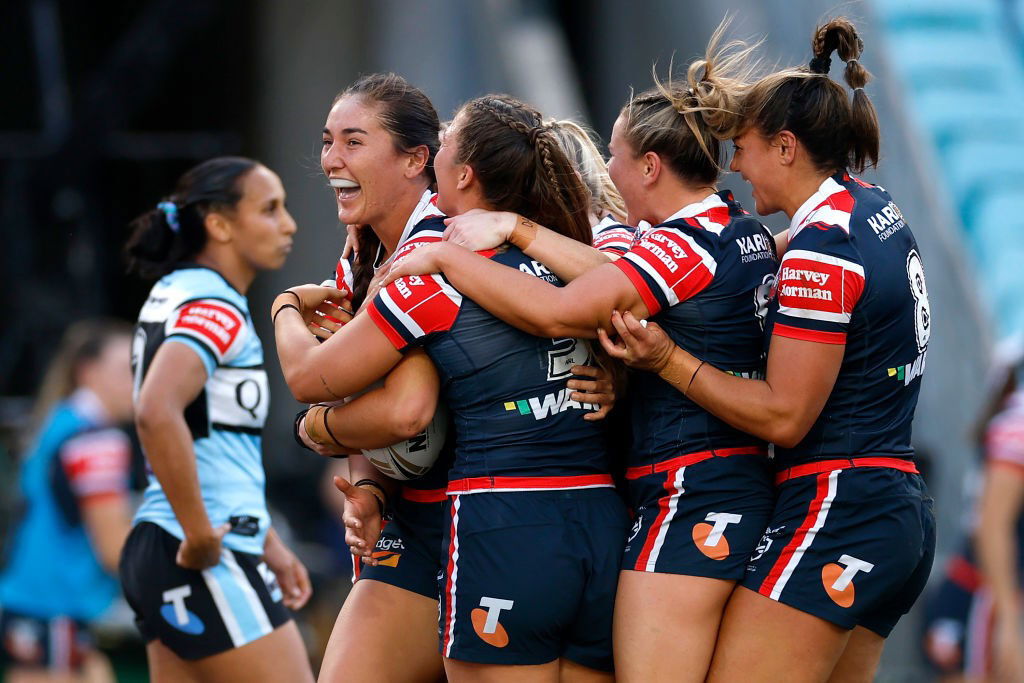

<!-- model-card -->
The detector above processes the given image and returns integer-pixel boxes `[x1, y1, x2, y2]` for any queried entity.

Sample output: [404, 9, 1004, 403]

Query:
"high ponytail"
[620, 18, 760, 185]
[125, 156, 259, 279]
[743, 17, 880, 173]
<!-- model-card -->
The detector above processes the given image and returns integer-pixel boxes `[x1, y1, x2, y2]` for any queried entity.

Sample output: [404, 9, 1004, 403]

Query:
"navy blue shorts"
[0, 609, 91, 672]
[623, 451, 774, 580]
[120, 522, 291, 660]
[439, 488, 629, 671]
[353, 489, 447, 600]
[742, 466, 935, 637]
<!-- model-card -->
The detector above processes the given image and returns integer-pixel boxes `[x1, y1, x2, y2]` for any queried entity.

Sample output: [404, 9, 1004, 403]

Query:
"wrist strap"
[685, 360, 706, 395]
[354, 479, 388, 516]
[293, 408, 314, 452]
[508, 215, 538, 250]
[273, 303, 300, 324]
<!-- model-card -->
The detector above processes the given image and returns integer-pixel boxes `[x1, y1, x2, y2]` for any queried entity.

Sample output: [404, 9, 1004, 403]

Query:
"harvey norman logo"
[503, 389, 597, 420]
[778, 266, 834, 301]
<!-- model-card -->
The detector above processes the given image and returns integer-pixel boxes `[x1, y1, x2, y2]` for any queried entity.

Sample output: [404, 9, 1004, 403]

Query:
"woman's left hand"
[380, 242, 450, 287]
[443, 209, 517, 250]
[597, 310, 676, 373]
[263, 535, 312, 610]
[568, 365, 616, 421]
[275, 284, 346, 317]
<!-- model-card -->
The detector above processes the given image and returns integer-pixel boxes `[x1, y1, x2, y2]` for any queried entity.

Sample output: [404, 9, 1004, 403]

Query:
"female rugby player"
[0, 320, 134, 682]
[121, 157, 313, 682]
[274, 94, 628, 681]
[599, 18, 936, 682]
[385, 30, 776, 682]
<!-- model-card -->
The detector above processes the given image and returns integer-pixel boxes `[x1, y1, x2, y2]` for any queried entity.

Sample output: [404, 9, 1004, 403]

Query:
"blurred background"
[0, 0, 1017, 679]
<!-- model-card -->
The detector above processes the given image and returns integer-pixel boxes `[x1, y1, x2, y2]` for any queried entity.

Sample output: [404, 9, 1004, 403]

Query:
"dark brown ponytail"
[743, 17, 880, 173]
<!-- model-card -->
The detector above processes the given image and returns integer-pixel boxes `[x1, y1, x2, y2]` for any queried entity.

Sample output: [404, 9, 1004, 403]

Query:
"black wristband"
[353, 478, 388, 516]
[292, 408, 313, 452]
[273, 303, 300, 324]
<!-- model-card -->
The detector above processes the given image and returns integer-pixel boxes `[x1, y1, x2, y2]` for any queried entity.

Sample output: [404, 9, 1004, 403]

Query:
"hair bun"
[809, 55, 831, 74]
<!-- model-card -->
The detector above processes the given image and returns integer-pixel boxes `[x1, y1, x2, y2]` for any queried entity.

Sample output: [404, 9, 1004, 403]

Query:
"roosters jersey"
[367, 228, 612, 492]
[613, 191, 778, 468]
[131, 265, 270, 554]
[592, 215, 634, 256]
[330, 191, 454, 493]
[766, 172, 930, 467]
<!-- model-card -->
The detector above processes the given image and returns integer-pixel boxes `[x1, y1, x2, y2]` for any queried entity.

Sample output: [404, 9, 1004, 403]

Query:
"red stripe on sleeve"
[772, 323, 847, 345]
[613, 258, 662, 316]
[366, 302, 410, 350]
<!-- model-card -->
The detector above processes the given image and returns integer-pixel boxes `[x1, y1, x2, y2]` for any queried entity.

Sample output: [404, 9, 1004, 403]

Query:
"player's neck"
[649, 183, 717, 224]
[194, 250, 254, 295]
[377, 184, 430, 258]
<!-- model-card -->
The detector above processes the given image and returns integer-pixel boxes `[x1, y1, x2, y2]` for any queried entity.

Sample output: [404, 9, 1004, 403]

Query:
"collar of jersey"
[397, 189, 445, 248]
[661, 191, 726, 225]
[788, 174, 847, 241]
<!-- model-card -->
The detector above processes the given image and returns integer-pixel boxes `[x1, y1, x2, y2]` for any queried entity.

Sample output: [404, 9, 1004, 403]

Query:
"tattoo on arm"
[319, 374, 343, 400]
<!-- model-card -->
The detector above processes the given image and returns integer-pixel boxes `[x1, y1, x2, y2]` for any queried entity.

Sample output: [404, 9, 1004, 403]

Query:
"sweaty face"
[729, 128, 783, 216]
[225, 165, 296, 271]
[433, 112, 464, 217]
[606, 115, 650, 225]
[321, 96, 411, 226]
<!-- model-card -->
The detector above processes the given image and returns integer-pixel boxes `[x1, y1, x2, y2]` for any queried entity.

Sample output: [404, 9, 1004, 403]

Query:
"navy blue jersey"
[367, 230, 612, 492]
[591, 215, 634, 256]
[613, 191, 778, 468]
[766, 172, 930, 467]
[330, 191, 455, 494]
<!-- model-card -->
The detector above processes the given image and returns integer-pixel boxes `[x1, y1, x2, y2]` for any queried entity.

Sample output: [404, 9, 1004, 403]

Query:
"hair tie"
[157, 201, 180, 233]
[853, 87, 865, 94]
[808, 55, 831, 74]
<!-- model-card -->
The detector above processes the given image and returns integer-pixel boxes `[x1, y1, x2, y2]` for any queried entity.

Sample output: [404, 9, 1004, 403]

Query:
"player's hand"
[263, 536, 312, 610]
[992, 617, 1024, 682]
[568, 365, 616, 421]
[299, 411, 350, 456]
[443, 209, 517, 250]
[276, 284, 346, 318]
[176, 524, 230, 570]
[380, 243, 449, 287]
[308, 297, 354, 341]
[597, 310, 675, 373]
[333, 476, 384, 565]
[341, 224, 364, 260]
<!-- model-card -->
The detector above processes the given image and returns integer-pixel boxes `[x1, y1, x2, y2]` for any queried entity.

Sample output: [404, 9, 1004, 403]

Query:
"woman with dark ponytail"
[120, 157, 315, 682]
[603, 18, 936, 681]
[274, 92, 626, 680]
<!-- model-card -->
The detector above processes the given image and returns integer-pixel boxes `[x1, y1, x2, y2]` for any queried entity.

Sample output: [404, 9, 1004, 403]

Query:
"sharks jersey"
[765, 172, 929, 467]
[367, 227, 613, 493]
[613, 191, 778, 468]
[131, 265, 269, 554]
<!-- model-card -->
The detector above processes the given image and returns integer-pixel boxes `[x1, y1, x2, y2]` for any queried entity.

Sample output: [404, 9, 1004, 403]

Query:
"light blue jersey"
[131, 265, 270, 555]
[0, 390, 130, 621]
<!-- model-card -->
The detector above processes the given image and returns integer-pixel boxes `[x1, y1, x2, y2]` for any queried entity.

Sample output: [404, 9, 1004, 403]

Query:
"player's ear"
[775, 130, 798, 166]
[204, 211, 232, 244]
[641, 151, 661, 187]
[405, 145, 429, 179]
[456, 163, 475, 191]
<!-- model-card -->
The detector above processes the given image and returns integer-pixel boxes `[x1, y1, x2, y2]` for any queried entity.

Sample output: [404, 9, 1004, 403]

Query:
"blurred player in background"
[119, 157, 313, 682]
[600, 17, 936, 682]
[972, 359, 1024, 682]
[0, 320, 134, 683]
[387, 27, 775, 681]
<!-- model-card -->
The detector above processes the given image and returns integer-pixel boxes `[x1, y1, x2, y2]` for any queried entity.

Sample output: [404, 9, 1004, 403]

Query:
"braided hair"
[453, 94, 592, 245]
